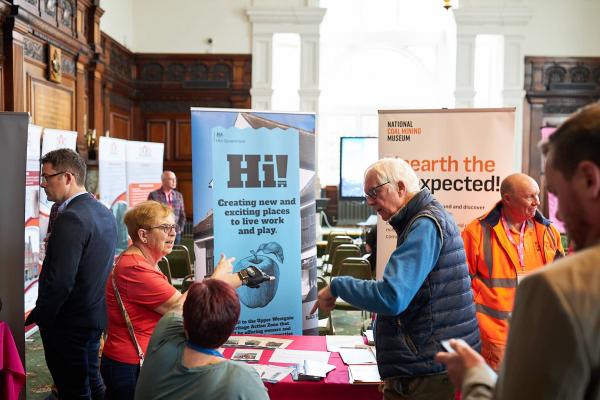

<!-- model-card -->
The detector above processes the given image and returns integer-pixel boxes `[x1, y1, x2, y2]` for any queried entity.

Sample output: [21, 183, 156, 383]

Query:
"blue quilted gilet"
[375, 189, 480, 379]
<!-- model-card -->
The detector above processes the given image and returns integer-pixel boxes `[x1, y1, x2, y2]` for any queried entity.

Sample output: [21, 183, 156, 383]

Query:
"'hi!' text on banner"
[213, 127, 301, 335]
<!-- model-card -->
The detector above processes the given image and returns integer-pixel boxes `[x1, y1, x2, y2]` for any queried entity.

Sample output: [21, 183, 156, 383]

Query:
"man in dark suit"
[26, 148, 117, 400]
[147, 170, 186, 243]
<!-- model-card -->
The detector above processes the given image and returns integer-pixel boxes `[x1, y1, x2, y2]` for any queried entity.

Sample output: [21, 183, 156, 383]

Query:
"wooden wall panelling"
[146, 119, 171, 159]
[523, 56, 600, 215]
[175, 118, 191, 160]
[109, 111, 131, 140]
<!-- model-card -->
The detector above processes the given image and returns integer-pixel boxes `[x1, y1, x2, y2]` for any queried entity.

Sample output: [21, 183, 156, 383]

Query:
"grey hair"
[365, 157, 421, 194]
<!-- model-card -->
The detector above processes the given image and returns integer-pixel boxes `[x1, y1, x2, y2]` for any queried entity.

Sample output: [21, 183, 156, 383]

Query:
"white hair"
[365, 157, 421, 194]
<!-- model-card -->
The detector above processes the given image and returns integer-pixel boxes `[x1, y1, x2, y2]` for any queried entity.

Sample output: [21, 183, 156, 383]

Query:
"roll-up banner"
[541, 126, 565, 234]
[377, 108, 516, 278]
[98, 138, 163, 254]
[191, 108, 317, 335]
[25, 125, 42, 335]
[0, 112, 29, 363]
[99, 137, 129, 254]
[125, 141, 163, 208]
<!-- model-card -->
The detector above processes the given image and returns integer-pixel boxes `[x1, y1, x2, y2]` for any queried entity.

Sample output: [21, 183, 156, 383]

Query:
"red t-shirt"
[103, 253, 177, 365]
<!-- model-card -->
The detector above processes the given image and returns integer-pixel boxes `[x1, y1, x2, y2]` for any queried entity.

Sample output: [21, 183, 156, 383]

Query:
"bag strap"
[111, 253, 145, 366]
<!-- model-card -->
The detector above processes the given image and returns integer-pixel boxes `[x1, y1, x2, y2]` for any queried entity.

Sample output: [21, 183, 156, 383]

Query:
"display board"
[376, 108, 516, 278]
[212, 127, 301, 334]
[191, 108, 317, 335]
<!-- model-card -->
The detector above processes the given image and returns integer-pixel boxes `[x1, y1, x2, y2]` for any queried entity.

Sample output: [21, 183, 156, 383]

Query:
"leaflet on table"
[223, 335, 293, 349]
[269, 349, 331, 364]
[325, 335, 366, 352]
[338, 347, 377, 365]
[250, 365, 294, 383]
[231, 349, 263, 362]
[348, 365, 382, 384]
[293, 360, 336, 378]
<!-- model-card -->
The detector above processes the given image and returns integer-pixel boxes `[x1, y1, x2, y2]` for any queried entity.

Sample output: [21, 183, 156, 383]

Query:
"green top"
[134, 312, 269, 400]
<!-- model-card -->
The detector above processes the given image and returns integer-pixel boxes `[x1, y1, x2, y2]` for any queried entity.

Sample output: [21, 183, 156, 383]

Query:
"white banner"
[24, 125, 42, 332]
[125, 141, 163, 208]
[376, 108, 516, 278]
[99, 137, 129, 253]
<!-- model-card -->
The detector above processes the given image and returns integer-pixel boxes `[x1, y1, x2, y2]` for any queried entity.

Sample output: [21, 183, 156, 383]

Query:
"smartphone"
[441, 340, 455, 353]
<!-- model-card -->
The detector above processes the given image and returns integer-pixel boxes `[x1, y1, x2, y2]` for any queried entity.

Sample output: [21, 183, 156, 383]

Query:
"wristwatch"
[237, 267, 256, 286]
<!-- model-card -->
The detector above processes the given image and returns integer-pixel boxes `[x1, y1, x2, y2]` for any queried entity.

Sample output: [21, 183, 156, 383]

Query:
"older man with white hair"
[313, 157, 480, 400]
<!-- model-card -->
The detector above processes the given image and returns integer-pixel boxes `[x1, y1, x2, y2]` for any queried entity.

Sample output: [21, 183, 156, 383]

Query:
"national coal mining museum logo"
[386, 120, 421, 142]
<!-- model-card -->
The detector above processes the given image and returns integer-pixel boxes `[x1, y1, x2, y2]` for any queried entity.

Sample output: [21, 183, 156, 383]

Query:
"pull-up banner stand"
[0, 112, 29, 365]
[376, 108, 516, 279]
[191, 108, 317, 335]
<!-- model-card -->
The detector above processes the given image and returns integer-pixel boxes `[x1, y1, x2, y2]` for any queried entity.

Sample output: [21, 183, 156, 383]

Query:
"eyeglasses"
[147, 224, 177, 234]
[40, 171, 66, 183]
[364, 181, 390, 200]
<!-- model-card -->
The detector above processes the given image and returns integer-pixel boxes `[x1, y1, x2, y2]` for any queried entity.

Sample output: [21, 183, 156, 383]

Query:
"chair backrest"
[330, 244, 361, 277]
[157, 256, 172, 284]
[324, 231, 347, 254]
[338, 257, 372, 280]
[327, 236, 353, 260]
[179, 237, 196, 264]
[166, 246, 192, 279]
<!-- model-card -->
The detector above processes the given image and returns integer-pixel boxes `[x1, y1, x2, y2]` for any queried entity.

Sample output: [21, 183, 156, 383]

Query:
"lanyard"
[501, 214, 527, 270]
[186, 341, 224, 358]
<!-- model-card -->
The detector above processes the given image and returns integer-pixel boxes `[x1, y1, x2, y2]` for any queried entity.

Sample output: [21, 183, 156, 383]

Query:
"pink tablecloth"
[0, 321, 26, 400]
[223, 335, 381, 400]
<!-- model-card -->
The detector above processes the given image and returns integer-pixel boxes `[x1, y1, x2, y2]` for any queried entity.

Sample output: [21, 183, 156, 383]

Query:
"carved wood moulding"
[525, 57, 600, 95]
[135, 54, 251, 90]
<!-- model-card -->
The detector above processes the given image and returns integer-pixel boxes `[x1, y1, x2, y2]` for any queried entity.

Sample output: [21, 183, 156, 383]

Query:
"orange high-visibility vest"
[462, 202, 564, 345]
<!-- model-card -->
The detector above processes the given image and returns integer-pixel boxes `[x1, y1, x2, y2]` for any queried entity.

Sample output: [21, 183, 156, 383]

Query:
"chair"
[322, 233, 352, 264]
[179, 237, 196, 265]
[317, 276, 335, 335]
[328, 244, 361, 279]
[334, 257, 373, 332]
[166, 246, 193, 289]
[157, 256, 172, 285]
[321, 236, 354, 274]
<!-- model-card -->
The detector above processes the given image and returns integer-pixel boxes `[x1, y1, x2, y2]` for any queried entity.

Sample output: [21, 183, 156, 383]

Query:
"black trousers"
[40, 326, 105, 400]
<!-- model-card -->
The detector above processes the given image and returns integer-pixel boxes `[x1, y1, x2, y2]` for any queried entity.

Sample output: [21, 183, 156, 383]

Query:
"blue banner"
[191, 108, 318, 335]
[212, 127, 301, 334]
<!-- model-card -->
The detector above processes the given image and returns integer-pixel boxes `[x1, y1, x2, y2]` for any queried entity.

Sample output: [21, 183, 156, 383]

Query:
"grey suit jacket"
[462, 242, 600, 399]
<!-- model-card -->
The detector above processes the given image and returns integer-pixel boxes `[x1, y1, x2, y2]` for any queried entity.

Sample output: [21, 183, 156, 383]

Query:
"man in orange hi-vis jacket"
[461, 173, 564, 370]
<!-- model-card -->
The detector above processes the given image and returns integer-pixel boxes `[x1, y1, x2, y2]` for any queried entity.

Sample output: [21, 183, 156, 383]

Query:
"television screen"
[339, 136, 378, 199]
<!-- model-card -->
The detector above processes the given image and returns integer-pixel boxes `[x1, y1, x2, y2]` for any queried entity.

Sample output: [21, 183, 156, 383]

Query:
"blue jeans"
[100, 355, 140, 400]
[40, 326, 105, 400]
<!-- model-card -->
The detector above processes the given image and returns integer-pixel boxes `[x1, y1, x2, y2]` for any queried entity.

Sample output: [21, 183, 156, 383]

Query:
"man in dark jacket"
[26, 149, 117, 399]
[313, 158, 480, 399]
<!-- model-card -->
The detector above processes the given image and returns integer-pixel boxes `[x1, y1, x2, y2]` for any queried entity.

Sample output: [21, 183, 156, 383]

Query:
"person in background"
[148, 171, 186, 244]
[26, 148, 117, 400]
[313, 158, 480, 400]
[364, 227, 377, 274]
[134, 279, 269, 400]
[436, 102, 600, 399]
[461, 173, 564, 370]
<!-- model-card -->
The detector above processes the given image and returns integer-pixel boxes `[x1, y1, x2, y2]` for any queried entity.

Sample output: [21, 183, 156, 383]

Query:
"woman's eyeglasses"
[147, 224, 177, 234]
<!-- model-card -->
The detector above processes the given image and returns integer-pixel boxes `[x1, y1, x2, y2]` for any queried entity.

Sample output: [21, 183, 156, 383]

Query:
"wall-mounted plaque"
[48, 45, 62, 83]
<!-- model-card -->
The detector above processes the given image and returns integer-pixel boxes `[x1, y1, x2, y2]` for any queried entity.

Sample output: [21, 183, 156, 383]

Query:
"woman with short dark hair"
[134, 279, 269, 400]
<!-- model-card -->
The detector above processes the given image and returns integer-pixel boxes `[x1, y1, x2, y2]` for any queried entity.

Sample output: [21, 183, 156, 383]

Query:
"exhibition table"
[222, 334, 381, 400]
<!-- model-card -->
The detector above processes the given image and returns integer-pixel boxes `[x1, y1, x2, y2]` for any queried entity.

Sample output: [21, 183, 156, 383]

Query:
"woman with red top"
[101, 200, 241, 400]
